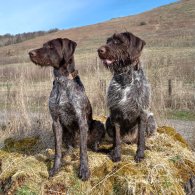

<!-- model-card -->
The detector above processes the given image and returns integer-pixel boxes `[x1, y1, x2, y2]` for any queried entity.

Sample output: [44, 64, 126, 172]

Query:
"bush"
[139, 21, 147, 26]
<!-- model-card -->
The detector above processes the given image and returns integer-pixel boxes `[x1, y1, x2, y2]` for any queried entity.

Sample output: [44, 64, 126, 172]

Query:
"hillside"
[0, 0, 194, 65]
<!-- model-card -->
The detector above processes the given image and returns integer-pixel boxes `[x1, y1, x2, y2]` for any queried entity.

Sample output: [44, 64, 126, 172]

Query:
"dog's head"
[29, 38, 77, 69]
[98, 32, 145, 70]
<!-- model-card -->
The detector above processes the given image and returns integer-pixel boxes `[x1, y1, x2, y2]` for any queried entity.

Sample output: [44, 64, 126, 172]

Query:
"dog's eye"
[113, 40, 120, 44]
[48, 45, 54, 49]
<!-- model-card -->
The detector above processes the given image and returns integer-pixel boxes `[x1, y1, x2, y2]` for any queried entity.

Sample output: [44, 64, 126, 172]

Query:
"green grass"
[15, 186, 37, 195]
[167, 110, 195, 121]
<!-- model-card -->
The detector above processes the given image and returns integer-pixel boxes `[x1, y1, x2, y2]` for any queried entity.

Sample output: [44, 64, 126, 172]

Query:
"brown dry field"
[0, 0, 194, 145]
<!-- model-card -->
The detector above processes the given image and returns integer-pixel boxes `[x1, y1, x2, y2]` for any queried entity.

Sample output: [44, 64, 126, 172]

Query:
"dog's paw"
[49, 167, 58, 177]
[134, 150, 144, 163]
[110, 147, 121, 162]
[49, 159, 61, 177]
[78, 164, 90, 181]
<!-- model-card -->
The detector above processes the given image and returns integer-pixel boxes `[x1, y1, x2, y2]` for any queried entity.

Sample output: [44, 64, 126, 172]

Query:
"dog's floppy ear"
[124, 32, 146, 62]
[61, 38, 77, 64]
[134, 36, 146, 55]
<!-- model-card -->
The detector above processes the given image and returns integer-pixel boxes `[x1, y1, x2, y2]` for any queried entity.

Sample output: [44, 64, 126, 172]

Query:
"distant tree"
[0, 28, 59, 47]
[16, 34, 22, 43]
[139, 21, 147, 26]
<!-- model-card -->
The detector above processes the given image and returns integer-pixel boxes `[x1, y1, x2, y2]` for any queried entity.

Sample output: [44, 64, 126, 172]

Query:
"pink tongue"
[104, 59, 113, 64]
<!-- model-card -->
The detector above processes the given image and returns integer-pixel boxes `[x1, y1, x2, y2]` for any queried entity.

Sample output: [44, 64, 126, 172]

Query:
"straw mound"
[0, 126, 194, 195]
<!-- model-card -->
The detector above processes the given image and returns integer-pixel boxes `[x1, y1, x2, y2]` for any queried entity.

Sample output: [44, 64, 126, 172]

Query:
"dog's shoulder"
[74, 76, 85, 90]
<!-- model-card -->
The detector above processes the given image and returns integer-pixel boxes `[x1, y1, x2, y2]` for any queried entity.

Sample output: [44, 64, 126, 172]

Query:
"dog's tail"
[105, 117, 114, 138]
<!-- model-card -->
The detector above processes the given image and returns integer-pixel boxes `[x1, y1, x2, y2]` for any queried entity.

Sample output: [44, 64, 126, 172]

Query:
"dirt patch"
[163, 119, 195, 149]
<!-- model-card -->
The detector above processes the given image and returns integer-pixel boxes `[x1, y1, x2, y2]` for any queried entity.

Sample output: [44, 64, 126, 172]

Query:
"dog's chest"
[49, 79, 78, 119]
[107, 79, 134, 111]
[49, 80, 71, 106]
[49, 78, 87, 122]
[107, 70, 150, 113]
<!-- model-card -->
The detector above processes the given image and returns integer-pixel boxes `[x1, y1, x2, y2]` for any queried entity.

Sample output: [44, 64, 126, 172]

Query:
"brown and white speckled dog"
[29, 38, 105, 181]
[98, 32, 156, 163]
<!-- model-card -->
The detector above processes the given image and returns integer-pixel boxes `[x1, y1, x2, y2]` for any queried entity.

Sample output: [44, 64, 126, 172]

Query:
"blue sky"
[0, 0, 177, 35]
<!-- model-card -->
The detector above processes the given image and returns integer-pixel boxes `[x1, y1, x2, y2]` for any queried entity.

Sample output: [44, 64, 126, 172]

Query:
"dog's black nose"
[98, 47, 106, 54]
[29, 51, 37, 57]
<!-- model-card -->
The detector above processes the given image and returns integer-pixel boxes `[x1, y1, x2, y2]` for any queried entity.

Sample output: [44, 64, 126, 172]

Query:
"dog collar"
[133, 59, 140, 71]
[54, 70, 78, 83]
[68, 70, 78, 80]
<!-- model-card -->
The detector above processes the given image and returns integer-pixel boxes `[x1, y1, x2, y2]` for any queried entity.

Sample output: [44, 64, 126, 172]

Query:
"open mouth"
[97, 48, 115, 65]
[101, 58, 115, 65]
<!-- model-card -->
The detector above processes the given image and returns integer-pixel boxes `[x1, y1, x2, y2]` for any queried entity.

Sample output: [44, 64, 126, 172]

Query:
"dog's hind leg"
[49, 119, 63, 177]
[106, 117, 115, 138]
[88, 120, 105, 152]
[146, 113, 157, 137]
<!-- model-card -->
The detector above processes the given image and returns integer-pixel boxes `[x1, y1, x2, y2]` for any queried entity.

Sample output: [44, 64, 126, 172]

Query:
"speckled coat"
[98, 32, 156, 163]
[29, 38, 105, 181]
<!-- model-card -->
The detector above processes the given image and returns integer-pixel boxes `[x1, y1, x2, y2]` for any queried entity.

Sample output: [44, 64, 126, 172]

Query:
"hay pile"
[0, 126, 194, 194]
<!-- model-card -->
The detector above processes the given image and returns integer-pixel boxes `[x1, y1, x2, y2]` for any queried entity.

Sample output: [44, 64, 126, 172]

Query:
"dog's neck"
[113, 59, 140, 75]
[53, 57, 78, 80]
[112, 60, 143, 87]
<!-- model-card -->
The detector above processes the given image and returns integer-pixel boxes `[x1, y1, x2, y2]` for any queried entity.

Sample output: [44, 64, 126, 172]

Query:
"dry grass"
[0, 126, 194, 194]
[0, 48, 194, 147]
[0, 0, 194, 135]
[0, 63, 53, 147]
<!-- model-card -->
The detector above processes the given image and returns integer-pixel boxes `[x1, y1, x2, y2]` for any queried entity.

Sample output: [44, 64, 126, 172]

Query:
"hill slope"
[0, 0, 194, 65]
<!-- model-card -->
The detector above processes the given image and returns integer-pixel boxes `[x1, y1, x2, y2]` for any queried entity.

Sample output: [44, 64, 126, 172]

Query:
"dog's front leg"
[49, 119, 62, 177]
[78, 114, 90, 181]
[135, 111, 147, 162]
[111, 123, 121, 162]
